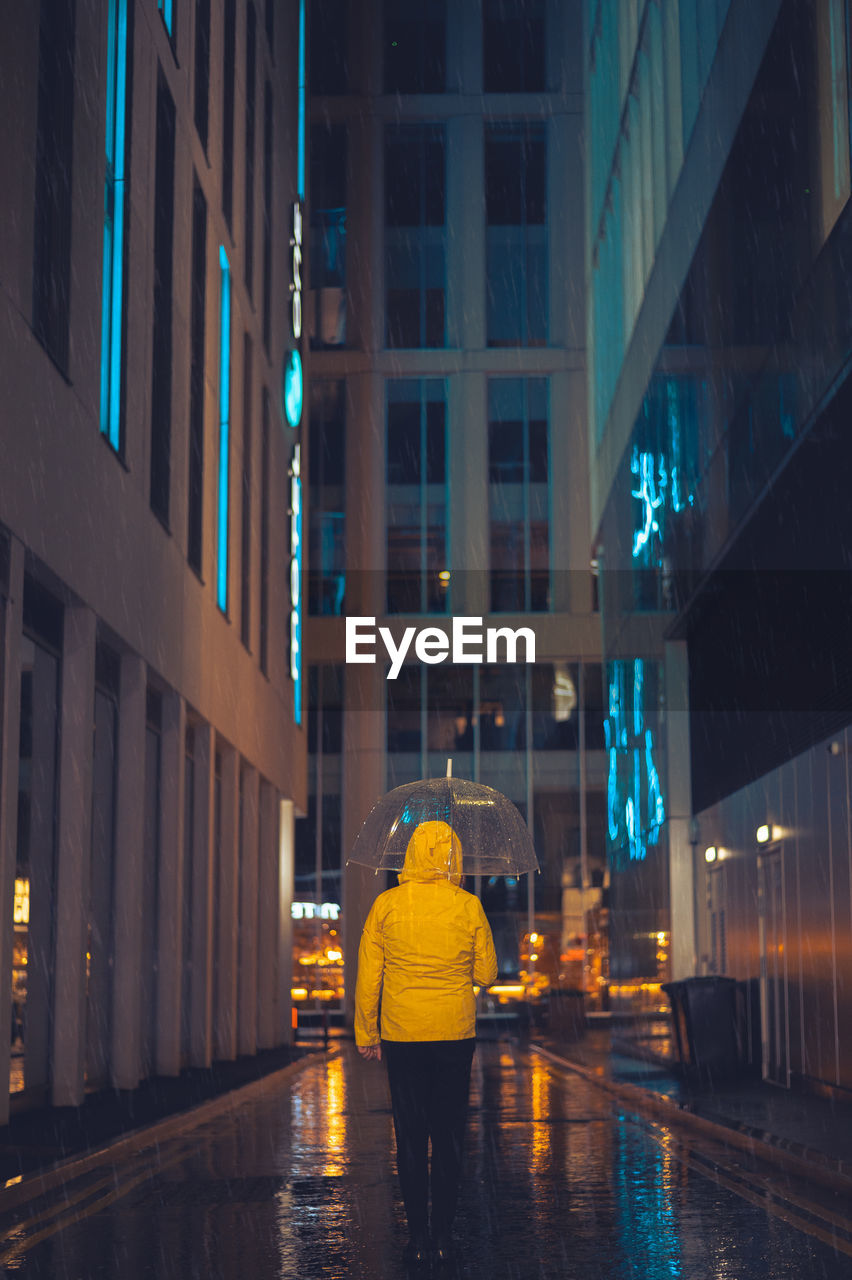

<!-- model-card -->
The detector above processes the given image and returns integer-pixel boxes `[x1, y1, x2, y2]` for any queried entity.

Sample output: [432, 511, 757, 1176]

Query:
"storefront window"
[13, 623, 61, 1095]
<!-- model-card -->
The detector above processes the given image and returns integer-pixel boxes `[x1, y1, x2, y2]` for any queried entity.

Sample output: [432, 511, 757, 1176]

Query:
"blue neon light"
[284, 350, 303, 427]
[297, 0, 306, 197]
[157, 0, 173, 36]
[289, 446, 303, 724]
[604, 660, 666, 863]
[217, 246, 231, 612]
[100, 0, 128, 451]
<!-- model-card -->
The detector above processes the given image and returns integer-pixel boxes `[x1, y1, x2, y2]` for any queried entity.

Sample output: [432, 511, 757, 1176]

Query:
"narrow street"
[2, 1041, 851, 1279]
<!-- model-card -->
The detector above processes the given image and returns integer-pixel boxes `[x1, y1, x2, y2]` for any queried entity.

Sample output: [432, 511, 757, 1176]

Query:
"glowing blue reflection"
[604, 659, 665, 862]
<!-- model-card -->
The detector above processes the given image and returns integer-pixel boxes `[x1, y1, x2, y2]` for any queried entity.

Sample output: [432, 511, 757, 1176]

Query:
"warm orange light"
[291, 987, 309, 1000]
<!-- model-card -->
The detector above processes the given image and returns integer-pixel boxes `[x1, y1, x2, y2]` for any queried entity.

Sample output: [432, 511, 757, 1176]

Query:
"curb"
[530, 1042, 852, 1198]
[0, 1049, 328, 1212]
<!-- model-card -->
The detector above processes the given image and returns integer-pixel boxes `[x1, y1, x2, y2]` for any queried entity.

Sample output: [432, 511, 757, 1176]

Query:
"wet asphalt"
[2, 1040, 852, 1278]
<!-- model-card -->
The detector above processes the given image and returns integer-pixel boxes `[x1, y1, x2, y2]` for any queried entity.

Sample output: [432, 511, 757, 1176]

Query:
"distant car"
[477, 972, 549, 1030]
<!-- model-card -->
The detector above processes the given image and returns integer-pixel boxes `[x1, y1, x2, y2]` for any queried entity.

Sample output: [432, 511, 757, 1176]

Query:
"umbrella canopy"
[347, 775, 539, 876]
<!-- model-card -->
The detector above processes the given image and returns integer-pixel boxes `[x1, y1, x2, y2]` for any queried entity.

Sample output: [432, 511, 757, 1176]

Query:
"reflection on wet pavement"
[3, 1041, 852, 1278]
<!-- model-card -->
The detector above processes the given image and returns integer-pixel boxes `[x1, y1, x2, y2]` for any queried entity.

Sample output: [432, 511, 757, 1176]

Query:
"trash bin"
[548, 989, 586, 1042]
[662, 977, 739, 1080]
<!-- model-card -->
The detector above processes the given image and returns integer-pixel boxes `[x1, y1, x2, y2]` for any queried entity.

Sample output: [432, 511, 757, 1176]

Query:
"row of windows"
[296, 658, 608, 918]
[309, 377, 552, 618]
[311, 0, 548, 96]
[29, 2, 280, 673]
[310, 121, 548, 351]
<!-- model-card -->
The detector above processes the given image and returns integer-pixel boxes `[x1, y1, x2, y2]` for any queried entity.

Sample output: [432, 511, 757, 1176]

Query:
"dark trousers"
[382, 1038, 476, 1239]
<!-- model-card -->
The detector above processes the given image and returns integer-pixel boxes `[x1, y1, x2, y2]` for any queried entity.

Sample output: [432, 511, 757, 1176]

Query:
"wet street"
[2, 1041, 852, 1279]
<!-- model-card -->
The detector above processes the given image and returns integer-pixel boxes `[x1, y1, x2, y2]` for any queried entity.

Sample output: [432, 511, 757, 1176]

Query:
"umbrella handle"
[446, 758, 452, 778]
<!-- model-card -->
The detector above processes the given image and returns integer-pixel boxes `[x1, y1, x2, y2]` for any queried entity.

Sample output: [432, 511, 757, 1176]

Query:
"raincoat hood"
[398, 820, 463, 886]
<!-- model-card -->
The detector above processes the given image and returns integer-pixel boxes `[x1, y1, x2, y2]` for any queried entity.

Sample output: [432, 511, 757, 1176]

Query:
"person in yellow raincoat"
[355, 819, 497, 1267]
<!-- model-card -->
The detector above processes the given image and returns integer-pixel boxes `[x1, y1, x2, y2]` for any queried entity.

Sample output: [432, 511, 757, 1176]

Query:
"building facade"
[587, 0, 852, 1092]
[0, 0, 306, 1118]
[302, 0, 608, 1018]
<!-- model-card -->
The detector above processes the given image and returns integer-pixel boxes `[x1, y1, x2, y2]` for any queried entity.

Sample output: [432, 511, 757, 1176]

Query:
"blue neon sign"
[100, 0, 128, 451]
[217, 246, 231, 613]
[290, 445, 303, 724]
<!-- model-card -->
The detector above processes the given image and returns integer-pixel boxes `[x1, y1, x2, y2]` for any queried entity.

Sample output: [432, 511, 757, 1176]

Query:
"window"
[386, 379, 448, 614]
[483, 0, 545, 92]
[240, 334, 253, 647]
[244, 3, 257, 296]
[150, 73, 176, 525]
[33, 0, 76, 374]
[531, 663, 579, 749]
[309, 381, 346, 616]
[15, 579, 63, 1095]
[385, 125, 445, 348]
[310, 0, 348, 94]
[384, 0, 446, 93]
[222, 0, 236, 231]
[217, 248, 232, 613]
[307, 664, 344, 755]
[259, 389, 270, 674]
[193, 0, 211, 151]
[262, 81, 272, 352]
[488, 378, 549, 611]
[188, 179, 207, 575]
[485, 124, 547, 347]
[309, 123, 347, 349]
[100, 0, 130, 451]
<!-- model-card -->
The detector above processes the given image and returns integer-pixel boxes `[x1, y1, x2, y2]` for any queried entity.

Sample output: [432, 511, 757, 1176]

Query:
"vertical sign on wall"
[284, 199, 304, 725]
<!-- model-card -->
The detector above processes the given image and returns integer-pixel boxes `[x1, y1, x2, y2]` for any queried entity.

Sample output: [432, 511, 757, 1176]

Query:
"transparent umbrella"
[347, 762, 539, 876]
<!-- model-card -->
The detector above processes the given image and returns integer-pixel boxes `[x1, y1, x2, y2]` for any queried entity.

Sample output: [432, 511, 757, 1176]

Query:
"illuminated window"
[488, 378, 549, 611]
[217, 247, 231, 613]
[385, 125, 446, 349]
[386, 379, 448, 613]
[100, 0, 129, 453]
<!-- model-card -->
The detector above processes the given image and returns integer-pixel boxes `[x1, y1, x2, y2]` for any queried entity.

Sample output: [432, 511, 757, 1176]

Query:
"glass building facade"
[588, 0, 852, 1089]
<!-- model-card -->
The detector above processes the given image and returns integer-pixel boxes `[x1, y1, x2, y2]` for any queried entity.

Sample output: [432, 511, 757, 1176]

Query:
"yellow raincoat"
[354, 820, 498, 1045]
